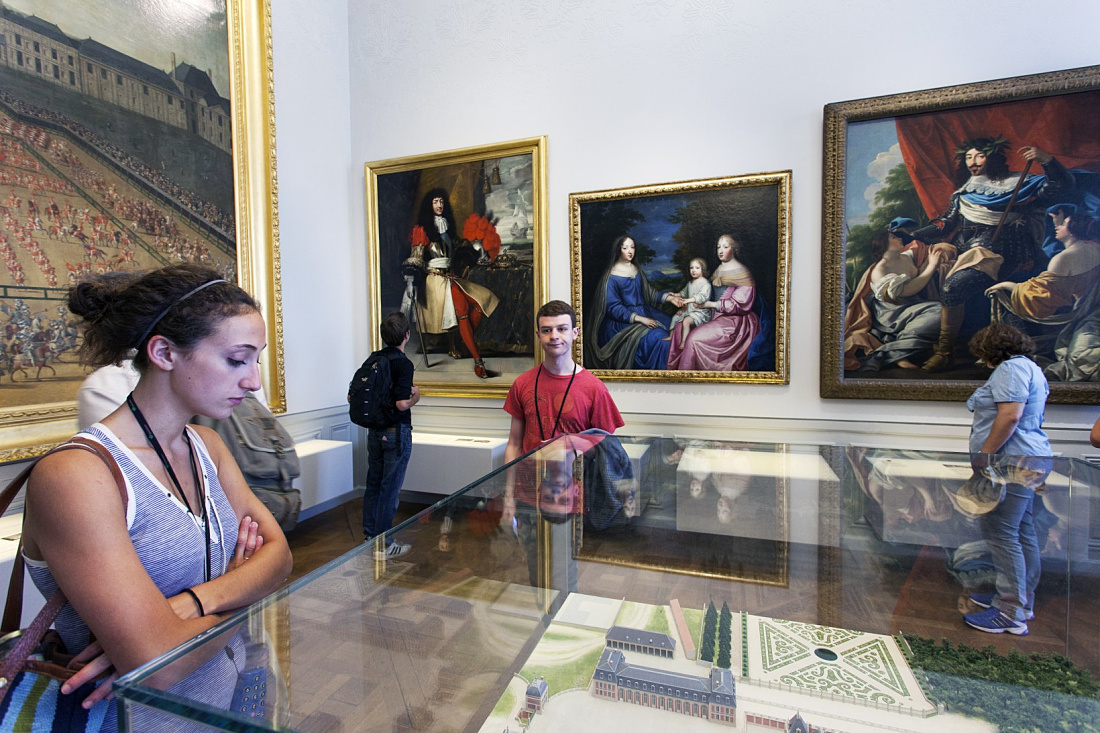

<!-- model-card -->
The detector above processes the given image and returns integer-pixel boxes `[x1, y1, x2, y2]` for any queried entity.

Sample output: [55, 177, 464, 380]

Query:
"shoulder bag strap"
[1, 439, 127, 635]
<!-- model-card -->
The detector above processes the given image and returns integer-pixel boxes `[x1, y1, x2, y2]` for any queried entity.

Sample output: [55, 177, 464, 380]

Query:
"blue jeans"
[362, 424, 412, 540]
[978, 485, 1039, 622]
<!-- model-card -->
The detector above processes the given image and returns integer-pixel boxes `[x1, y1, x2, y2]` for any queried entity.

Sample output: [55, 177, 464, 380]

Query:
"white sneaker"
[376, 542, 410, 559]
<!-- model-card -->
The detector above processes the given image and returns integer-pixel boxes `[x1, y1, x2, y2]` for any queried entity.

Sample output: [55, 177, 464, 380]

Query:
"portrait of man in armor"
[366, 138, 547, 397]
[828, 71, 1100, 402]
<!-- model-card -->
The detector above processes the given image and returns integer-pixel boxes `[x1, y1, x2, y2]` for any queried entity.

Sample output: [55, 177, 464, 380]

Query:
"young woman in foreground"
[22, 263, 292, 729]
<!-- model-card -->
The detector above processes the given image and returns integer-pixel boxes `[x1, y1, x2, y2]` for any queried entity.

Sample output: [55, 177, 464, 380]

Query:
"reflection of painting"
[844, 446, 1069, 565]
[570, 172, 790, 384]
[365, 137, 547, 398]
[0, 0, 249, 445]
[575, 438, 789, 586]
[822, 65, 1100, 403]
[674, 444, 783, 541]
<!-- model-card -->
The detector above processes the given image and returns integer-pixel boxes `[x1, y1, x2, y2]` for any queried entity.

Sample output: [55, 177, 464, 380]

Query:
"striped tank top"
[25, 424, 245, 731]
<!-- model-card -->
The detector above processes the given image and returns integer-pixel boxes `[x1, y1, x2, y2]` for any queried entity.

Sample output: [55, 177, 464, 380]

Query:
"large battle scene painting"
[823, 66, 1100, 402]
[571, 172, 790, 384]
[365, 137, 547, 398]
[0, 0, 235, 413]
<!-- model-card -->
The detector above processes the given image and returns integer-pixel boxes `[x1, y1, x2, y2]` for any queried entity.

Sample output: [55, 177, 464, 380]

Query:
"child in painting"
[666, 258, 713, 348]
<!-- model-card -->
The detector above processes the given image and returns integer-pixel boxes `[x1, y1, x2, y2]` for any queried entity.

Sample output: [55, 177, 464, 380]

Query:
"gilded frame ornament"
[821, 65, 1100, 403]
[570, 172, 791, 384]
[0, 0, 283, 462]
[364, 136, 549, 399]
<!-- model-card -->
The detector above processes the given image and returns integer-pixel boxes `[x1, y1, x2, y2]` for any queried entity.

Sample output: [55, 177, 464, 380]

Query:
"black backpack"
[348, 350, 400, 429]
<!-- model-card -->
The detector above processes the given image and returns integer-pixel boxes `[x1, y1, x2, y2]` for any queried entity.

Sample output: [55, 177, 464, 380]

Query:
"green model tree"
[701, 602, 717, 662]
[716, 602, 732, 669]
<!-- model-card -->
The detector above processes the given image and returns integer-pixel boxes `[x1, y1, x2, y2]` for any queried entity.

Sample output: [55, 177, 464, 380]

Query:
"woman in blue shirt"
[962, 323, 1051, 635]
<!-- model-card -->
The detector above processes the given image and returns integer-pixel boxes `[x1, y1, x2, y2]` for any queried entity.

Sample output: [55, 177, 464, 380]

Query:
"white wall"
[270, 0, 1100, 454]
[270, 0, 356, 415]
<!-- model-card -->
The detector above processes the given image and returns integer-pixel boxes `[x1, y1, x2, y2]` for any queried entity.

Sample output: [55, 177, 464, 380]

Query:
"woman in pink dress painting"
[669, 234, 760, 371]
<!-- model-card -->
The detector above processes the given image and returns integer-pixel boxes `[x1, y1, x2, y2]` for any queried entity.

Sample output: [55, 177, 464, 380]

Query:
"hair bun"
[67, 272, 137, 322]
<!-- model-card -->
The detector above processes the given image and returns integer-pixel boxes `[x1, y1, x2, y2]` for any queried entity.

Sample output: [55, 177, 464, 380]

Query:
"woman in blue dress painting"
[585, 235, 683, 370]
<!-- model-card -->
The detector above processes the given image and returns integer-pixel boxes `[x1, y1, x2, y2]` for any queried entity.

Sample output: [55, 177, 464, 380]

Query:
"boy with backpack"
[349, 311, 420, 557]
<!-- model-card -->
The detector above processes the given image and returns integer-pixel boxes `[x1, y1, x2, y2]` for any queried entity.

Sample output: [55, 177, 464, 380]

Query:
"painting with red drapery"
[896, 91, 1100, 220]
[822, 65, 1100, 404]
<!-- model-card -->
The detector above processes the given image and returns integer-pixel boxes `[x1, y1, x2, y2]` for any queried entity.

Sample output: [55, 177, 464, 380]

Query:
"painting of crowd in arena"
[822, 65, 1100, 403]
[570, 172, 791, 384]
[0, 0, 236, 412]
[364, 137, 547, 398]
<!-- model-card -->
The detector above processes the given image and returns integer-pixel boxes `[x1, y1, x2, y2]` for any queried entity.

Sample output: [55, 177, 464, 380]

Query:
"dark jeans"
[362, 423, 412, 540]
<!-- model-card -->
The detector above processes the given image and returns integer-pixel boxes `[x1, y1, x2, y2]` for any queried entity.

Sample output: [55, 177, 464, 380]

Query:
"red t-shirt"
[504, 365, 624, 453]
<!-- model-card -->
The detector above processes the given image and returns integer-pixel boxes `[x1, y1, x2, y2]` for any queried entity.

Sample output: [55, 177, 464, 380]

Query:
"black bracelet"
[183, 587, 206, 617]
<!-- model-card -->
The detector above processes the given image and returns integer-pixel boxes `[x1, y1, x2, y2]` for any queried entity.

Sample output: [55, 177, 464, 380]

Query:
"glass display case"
[114, 434, 1100, 732]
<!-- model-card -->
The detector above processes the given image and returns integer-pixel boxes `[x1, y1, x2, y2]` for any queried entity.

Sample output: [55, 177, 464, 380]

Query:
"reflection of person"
[585, 235, 681, 370]
[669, 234, 760, 371]
[503, 300, 624, 524]
[361, 312, 420, 558]
[24, 264, 293, 727]
[409, 189, 500, 378]
[962, 324, 1052, 635]
[844, 218, 944, 370]
[916, 138, 1072, 372]
[666, 257, 713, 349]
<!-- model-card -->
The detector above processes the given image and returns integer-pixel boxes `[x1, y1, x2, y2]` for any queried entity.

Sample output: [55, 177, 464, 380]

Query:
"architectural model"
[481, 594, 993, 732]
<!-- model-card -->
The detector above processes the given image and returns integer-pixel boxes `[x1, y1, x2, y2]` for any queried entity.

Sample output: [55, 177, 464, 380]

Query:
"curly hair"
[968, 323, 1035, 366]
[954, 136, 1011, 185]
[417, 188, 456, 243]
[68, 263, 258, 371]
[1047, 204, 1094, 241]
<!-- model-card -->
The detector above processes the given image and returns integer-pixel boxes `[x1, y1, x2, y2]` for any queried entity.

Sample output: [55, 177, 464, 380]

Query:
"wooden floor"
[273, 495, 1100, 731]
[285, 496, 1100, 676]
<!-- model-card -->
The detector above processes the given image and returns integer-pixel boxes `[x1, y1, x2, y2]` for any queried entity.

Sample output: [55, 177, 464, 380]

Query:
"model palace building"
[591, 625, 737, 725]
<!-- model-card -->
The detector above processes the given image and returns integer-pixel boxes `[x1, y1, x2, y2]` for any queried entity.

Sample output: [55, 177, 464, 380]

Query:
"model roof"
[606, 625, 676, 650]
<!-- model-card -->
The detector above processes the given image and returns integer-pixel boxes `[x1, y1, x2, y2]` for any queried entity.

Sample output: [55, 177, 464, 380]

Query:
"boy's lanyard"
[533, 363, 577, 442]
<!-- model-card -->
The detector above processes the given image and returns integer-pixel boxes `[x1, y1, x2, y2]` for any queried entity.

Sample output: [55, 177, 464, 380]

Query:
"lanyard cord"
[534, 363, 577, 442]
[126, 393, 211, 583]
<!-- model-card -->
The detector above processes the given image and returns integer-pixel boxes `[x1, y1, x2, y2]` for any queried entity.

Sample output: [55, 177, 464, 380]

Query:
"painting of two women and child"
[572, 173, 790, 384]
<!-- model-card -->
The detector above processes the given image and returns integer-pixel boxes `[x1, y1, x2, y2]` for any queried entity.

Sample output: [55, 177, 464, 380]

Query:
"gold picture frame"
[570, 172, 790, 384]
[821, 65, 1100, 402]
[0, 0, 282, 461]
[364, 136, 548, 398]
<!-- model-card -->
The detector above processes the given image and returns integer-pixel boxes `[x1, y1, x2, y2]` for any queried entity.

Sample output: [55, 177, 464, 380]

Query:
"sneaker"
[963, 606, 1029, 635]
[375, 542, 411, 559]
[969, 592, 1034, 620]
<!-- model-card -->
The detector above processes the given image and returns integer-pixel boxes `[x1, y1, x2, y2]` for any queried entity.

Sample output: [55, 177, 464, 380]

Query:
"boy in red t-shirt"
[502, 300, 623, 523]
